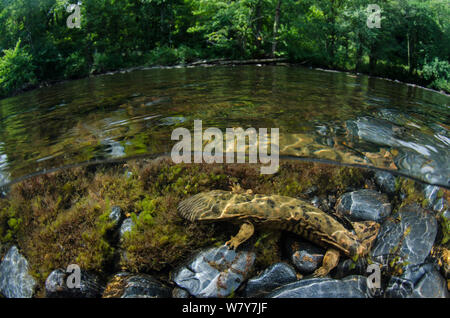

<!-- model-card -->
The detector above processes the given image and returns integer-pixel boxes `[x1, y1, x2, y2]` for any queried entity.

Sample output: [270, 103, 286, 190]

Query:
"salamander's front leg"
[312, 248, 340, 277]
[225, 222, 254, 250]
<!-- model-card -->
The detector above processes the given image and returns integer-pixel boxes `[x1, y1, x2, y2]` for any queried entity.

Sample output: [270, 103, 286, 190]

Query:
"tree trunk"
[355, 33, 363, 72]
[407, 32, 411, 73]
[271, 0, 282, 58]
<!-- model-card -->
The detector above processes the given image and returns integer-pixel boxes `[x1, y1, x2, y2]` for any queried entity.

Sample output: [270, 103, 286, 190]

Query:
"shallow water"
[0, 65, 448, 187]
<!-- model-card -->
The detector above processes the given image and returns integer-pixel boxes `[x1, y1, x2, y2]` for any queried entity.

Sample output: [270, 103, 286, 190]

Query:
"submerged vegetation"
[1, 157, 446, 296]
[0, 0, 449, 98]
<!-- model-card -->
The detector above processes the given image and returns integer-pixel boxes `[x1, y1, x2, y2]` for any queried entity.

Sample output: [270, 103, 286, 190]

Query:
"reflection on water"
[0, 66, 448, 187]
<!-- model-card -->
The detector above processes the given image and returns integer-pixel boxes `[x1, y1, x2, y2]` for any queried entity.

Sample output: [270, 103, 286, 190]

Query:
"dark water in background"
[0, 65, 448, 188]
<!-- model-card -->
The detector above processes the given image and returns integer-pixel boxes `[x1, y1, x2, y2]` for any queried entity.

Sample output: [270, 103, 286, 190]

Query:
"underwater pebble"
[346, 117, 400, 148]
[285, 238, 324, 274]
[423, 185, 440, 208]
[267, 275, 370, 298]
[374, 170, 396, 194]
[172, 245, 255, 298]
[109, 206, 122, 225]
[119, 218, 134, 239]
[45, 268, 104, 298]
[335, 189, 391, 222]
[243, 263, 298, 297]
[0, 246, 36, 298]
[371, 204, 437, 267]
[333, 258, 370, 279]
[102, 273, 171, 298]
[432, 198, 446, 213]
[172, 287, 190, 298]
[310, 195, 332, 213]
[385, 263, 448, 298]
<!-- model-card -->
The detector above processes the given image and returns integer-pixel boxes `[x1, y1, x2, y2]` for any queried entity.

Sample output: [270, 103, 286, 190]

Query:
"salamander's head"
[351, 221, 380, 256]
[178, 190, 234, 222]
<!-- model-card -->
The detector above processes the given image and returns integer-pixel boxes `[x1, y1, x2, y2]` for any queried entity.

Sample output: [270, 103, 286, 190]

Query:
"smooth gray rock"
[371, 204, 437, 267]
[172, 245, 255, 298]
[423, 185, 440, 208]
[115, 274, 171, 298]
[119, 218, 134, 238]
[385, 263, 448, 298]
[346, 117, 401, 148]
[244, 263, 298, 297]
[410, 268, 448, 298]
[45, 268, 104, 298]
[286, 239, 325, 274]
[374, 170, 396, 194]
[172, 287, 190, 298]
[394, 150, 449, 188]
[109, 206, 122, 225]
[335, 189, 391, 222]
[347, 117, 450, 187]
[333, 258, 369, 279]
[0, 246, 36, 298]
[267, 275, 370, 298]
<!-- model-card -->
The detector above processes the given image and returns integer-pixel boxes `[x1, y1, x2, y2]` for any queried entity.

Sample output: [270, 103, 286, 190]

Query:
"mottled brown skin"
[178, 186, 380, 277]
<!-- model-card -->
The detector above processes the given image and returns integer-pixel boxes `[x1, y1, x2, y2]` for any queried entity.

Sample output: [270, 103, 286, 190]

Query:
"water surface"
[0, 66, 448, 187]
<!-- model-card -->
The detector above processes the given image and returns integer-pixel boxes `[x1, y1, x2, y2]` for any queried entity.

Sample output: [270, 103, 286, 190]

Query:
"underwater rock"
[335, 189, 391, 222]
[45, 268, 104, 298]
[410, 268, 448, 298]
[0, 246, 36, 298]
[267, 275, 370, 298]
[172, 287, 190, 298]
[100, 138, 125, 158]
[243, 263, 298, 297]
[119, 218, 134, 239]
[385, 263, 448, 298]
[432, 198, 446, 213]
[102, 273, 171, 298]
[171, 245, 255, 298]
[371, 204, 437, 267]
[394, 150, 449, 188]
[374, 170, 396, 194]
[347, 117, 450, 187]
[423, 185, 440, 208]
[109, 206, 122, 225]
[285, 238, 324, 274]
[310, 195, 334, 213]
[346, 117, 403, 148]
[333, 258, 369, 279]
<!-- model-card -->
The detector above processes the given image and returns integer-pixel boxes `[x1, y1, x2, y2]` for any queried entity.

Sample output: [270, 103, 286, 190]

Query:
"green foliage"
[146, 46, 180, 66]
[64, 52, 89, 79]
[421, 58, 450, 91]
[0, 0, 448, 94]
[0, 39, 37, 96]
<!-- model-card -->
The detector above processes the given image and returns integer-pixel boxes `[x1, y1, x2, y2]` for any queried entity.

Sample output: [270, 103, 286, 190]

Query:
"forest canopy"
[0, 0, 449, 97]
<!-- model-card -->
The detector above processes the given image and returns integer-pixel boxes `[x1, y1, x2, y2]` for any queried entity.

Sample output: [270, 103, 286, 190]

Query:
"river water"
[0, 65, 448, 188]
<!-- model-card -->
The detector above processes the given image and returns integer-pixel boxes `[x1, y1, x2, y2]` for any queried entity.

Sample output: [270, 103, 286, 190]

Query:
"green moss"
[440, 213, 450, 246]
[395, 178, 427, 210]
[252, 230, 282, 272]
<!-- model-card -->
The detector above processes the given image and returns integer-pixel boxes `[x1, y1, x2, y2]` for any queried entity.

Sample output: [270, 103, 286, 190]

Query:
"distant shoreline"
[2, 59, 449, 101]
